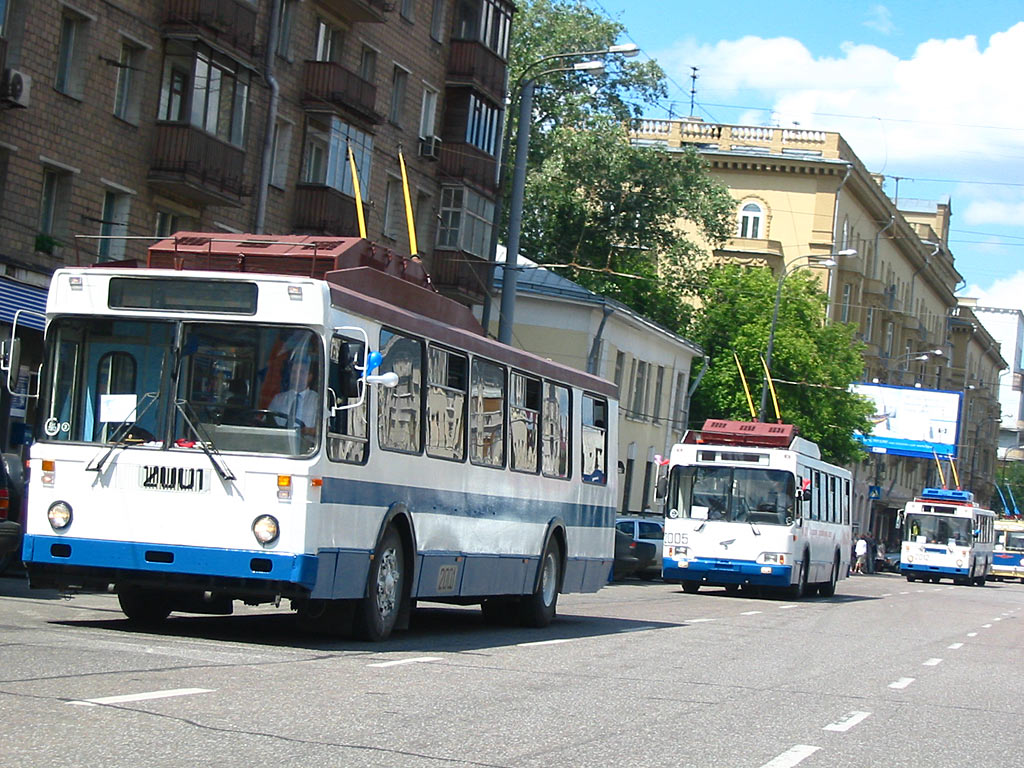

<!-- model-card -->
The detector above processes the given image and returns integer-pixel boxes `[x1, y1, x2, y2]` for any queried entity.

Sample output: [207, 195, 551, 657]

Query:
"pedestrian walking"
[854, 535, 868, 574]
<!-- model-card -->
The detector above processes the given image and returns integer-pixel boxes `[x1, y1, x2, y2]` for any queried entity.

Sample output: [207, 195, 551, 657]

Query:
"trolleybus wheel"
[818, 553, 840, 597]
[117, 587, 172, 624]
[520, 537, 562, 628]
[681, 581, 700, 594]
[788, 553, 809, 599]
[354, 526, 405, 641]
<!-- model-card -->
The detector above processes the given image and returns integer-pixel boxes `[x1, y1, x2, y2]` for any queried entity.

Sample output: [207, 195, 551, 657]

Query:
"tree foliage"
[506, 1, 734, 333]
[688, 265, 874, 465]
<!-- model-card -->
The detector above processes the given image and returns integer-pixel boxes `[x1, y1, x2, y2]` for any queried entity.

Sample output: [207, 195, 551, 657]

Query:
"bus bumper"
[663, 557, 793, 587]
[900, 563, 969, 578]
[22, 534, 319, 594]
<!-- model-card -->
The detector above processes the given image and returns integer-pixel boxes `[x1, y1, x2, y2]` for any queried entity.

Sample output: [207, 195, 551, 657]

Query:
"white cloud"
[864, 5, 896, 35]
[962, 199, 1024, 227]
[964, 271, 1024, 309]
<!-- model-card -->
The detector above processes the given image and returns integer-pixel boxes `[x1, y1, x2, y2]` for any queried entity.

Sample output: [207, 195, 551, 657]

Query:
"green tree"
[688, 265, 873, 465]
[506, 0, 734, 333]
[993, 459, 1024, 516]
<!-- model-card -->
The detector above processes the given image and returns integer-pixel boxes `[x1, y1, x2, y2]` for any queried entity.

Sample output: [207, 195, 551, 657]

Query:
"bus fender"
[531, 518, 567, 594]
[369, 502, 418, 630]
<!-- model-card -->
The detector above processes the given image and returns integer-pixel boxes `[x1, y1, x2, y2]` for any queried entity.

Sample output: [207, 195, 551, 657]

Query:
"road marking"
[948, 642, 964, 650]
[899, 591, 909, 595]
[888, 677, 915, 689]
[823, 711, 871, 732]
[758, 744, 820, 768]
[516, 638, 575, 648]
[923, 658, 942, 666]
[688, 618, 715, 623]
[368, 656, 441, 667]
[993, 617, 1003, 622]
[778, 604, 797, 610]
[982, 624, 992, 629]
[740, 610, 762, 616]
[967, 632, 978, 637]
[880, 593, 892, 597]
[68, 688, 213, 706]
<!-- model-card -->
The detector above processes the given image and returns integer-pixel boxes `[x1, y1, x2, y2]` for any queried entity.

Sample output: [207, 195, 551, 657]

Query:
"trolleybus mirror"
[655, 476, 667, 499]
[1, 337, 20, 395]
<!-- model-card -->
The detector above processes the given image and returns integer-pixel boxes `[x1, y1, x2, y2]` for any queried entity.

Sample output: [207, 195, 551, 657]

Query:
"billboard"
[851, 382, 962, 459]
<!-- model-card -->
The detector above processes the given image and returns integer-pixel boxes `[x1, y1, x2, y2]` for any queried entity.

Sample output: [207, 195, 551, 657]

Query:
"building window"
[113, 41, 145, 124]
[884, 321, 894, 357]
[414, 190, 432, 252]
[840, 283, 851, 323]
[155, 209, 195, 238]
[672, 371, 687, 432]
[465, 94, 501, 155]
[300, 115, 373, 200]
[400, 0, 415, 22]
[39, 167, 73, 247]
[359, 46, 377, 82]
[453, 0, 511, 59]
[430, 0, 446, 41]
[277, 0, 297, 58]
[652, 366, 665, 424]
[738, 201, 763, 238]
[314, 18, 344, 62]
[389, 65, 409, 126]
[383, 176, 403, 240]
[98, 190, 131, 261]
[158, 44, 250, 147]
[437, 186, 494, 257]
[270, 119, 293, 188]
[613, 350, 625, 391]
[420, 86, 438, 139]
[55, 9, 89, 98]
[631, 360, 649, 419]
[865, 306, 874, 343]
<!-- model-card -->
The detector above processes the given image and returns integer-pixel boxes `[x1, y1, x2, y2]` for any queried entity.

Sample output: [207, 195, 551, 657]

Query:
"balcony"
[302, 61, 380, 123]
[293, 184, 359, 236]
[631, 119, 843, 159]
[429, 248, 490, 305]
[318, 0, 388, 23]
[447, 40, 507, 104]
[439, 141, 498, 194]
[714, 237, 783, 264]
[148, 123, 246, 206]
[163, 0, 258, 60]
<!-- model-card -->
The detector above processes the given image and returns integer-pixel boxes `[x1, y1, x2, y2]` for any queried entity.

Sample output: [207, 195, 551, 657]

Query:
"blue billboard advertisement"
[851, 382, 962, 459]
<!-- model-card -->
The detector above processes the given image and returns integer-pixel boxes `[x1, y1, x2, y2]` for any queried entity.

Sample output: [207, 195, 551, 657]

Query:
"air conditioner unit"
[418, 135, 441, 160]
[1, 69, 31, 109]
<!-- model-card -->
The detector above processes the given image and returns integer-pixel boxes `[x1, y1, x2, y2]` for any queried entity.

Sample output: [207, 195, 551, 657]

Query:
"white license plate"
[139, 465, 208, 492]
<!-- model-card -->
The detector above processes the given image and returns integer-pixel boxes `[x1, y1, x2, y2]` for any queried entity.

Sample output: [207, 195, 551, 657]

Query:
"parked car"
[615, 516, 664, 579]
[0, 453, 25, 576]
[611, 529, 658, 581]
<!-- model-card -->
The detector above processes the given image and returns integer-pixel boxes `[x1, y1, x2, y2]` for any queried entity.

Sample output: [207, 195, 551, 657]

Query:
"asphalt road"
[1, 570, 1021, 768]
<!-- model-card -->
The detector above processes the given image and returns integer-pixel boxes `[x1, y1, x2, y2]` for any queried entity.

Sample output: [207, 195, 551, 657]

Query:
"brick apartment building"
[0, 0, 514, 450]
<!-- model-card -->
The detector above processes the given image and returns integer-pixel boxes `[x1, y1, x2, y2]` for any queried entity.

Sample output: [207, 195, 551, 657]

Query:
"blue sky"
[586, 1, 1024, 307]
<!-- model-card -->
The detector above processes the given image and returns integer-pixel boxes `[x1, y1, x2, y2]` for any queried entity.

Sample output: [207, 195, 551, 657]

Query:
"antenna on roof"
[689, 66, 699, 117]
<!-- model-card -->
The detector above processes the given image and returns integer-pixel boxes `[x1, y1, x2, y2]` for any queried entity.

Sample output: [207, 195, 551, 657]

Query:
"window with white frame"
[300, 115, 373, 200]
[39, 166, 73, 246]
[437, 186, 494, 257]
[884, 321, 894, 356]
[55, 9, 90, 98]
[453, 0, 511, 59]
[314, 17, 344, 62]
[389, 65, 409, 126]
[158, 43, 250, 147]
[113, 40, 145, 124]
[738, 201, 764, 238]
[419, 86, 438, 139]
[98, 190, 131, 261]
[466, 94, 501, 155]
[840, 283, 851, 323]
[865, 306, 875, 343]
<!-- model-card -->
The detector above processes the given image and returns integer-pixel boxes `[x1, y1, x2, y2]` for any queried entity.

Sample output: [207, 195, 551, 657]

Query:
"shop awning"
[0, 277, 47, 331]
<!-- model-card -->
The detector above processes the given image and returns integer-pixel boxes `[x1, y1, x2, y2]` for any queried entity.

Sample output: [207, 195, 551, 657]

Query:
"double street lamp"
[758, 250, 855, 422]
[495, 43, 639, 346]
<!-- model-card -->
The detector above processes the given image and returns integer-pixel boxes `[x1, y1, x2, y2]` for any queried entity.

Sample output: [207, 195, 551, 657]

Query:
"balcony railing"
[631, 119, 843, 159]
[163, 0, 258, 59]
[302, 61, 380, 123]
[318, 0, 388, 23]
[429, 249, 490, 305]
[446, 40, 506, 103]
[293, 184, 359, 236]
[439, 141, 498, 194]
[149, 122, 246, 206]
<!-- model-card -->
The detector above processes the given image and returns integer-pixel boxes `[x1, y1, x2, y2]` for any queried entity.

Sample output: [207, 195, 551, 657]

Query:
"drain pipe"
[254, 0, 282, 234]
[586, 302, 614, 375]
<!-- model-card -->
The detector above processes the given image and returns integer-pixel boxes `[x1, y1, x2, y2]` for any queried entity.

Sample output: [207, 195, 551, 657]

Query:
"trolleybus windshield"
[669, 465, 796, 525]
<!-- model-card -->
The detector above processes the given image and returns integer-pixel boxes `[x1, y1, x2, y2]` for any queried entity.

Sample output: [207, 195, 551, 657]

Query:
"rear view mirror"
[1, 337, 21, 395]
[655, 476, 667, 499]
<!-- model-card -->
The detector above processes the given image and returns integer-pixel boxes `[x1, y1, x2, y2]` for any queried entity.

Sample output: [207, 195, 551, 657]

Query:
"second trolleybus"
[899, 488, 994, 585]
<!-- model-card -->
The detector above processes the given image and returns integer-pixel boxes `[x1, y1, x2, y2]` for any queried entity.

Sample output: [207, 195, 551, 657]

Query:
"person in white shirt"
[854, 535, 868, 574]
[269, 355, 319, 429]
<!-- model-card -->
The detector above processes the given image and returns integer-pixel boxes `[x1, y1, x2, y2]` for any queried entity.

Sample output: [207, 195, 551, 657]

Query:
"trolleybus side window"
[469, 357, 505, 468]
[844, 479, 851, 524]
[426, 345, 467, 462]
[377, 328, 423, 454]
[582, 394, 607, 484]
[510, 372, 541, 473]
[327, 334, 369, 464]
[542, 381, 571, 479]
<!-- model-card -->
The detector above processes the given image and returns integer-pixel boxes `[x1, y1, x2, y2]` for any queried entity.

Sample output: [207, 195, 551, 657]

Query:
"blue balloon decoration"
[367, 350, 383, 374]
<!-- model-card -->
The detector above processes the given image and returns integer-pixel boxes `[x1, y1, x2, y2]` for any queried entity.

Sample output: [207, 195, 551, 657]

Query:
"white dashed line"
[888, 677, 915, 689]
[368, 656, 442, 667]
[967, 632, 978, 637]
[922, 658, 942, 666]
[823, 711, 871, 732]
[778, 605, 798, 610]
[880, 593, 892, 597]
[516, 639, 575, 648]
[758, 745, 820, 768]
[688, 618, 715, 623]
[993, 617, 1003, 622]
[741, 610, 763, 616]
[982, 624, 992, 629]
[68, 688, 213, 706]
[948, 642, 964, 650]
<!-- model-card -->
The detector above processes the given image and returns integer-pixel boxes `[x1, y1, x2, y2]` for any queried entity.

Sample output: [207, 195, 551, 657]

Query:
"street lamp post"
[494, 44, 639, 346]
[758, 250, 854, 422]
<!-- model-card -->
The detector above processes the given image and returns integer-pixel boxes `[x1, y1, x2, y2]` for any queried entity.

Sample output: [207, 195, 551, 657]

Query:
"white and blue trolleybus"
[662, 419, 852, 597]
[10, 233, 618, 640]
[991, 518, 1024, 582]
[900, 488, 994, 585]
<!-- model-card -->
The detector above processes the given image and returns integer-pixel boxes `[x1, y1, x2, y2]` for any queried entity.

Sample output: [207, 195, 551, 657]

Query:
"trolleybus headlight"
[47, 501, 73, 531]
[252, 515, 280, 546]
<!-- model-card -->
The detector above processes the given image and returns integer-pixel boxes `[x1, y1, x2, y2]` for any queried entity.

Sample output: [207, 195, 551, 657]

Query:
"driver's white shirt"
[268, 387, 318, 428]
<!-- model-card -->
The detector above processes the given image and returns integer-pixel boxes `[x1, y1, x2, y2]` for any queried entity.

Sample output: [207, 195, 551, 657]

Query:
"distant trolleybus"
[10, 234, 618, 640]
[662, 420, 852, 598]
[990, 518, 1024, 582]
[900, 488, 994, 585]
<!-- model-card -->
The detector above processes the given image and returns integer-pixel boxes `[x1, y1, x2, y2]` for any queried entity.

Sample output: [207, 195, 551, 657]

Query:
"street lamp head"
[817, 257, 838, 268]
[608, 43, 641, 57]
[835, 248, 857, 257]
[573, 60, 606, 75]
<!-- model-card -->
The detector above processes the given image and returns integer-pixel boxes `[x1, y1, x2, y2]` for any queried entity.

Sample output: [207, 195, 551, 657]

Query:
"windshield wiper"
[749, 521, 761, 536]
[86, 392, 161, 473]
[173, 399, 236, 482]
